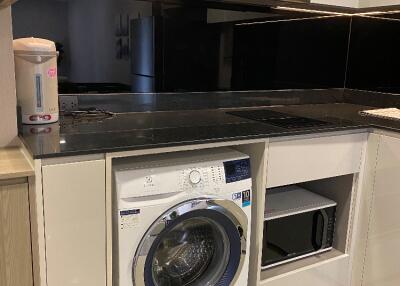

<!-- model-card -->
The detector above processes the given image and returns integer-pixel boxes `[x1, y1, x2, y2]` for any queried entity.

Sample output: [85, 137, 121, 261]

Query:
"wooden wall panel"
[0, 7, 18, 147]
[0, 181, 33, 286]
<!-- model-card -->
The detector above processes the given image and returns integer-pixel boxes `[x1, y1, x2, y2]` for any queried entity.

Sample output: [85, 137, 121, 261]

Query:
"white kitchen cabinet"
[260, 174, 358, 286]
[42, 160, 106, 286]
[266, 133, 366, 188]
[361, 135, 400, 286]
[262, 132, 367, 286]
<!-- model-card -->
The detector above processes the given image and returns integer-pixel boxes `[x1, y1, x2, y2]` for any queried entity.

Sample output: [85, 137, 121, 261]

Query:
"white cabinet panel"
[358, 0, 400, 8]
[260, 256, 350, 286]
[350, 134, 380, 286]
[363, 136, 400, 286]
[42, 160, 106, 286]
[267, 133, 366, 188]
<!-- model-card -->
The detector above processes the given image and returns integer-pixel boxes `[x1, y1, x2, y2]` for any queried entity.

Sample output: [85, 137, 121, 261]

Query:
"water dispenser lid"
[13, 37, 56, 55]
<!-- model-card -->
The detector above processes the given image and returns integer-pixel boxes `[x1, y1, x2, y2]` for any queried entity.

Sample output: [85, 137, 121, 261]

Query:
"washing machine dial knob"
[189, 170, 202, 185]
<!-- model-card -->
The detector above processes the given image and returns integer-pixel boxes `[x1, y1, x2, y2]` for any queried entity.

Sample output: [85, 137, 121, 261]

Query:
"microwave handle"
[320, 209, 330, 249]
[312, 210, 329, 250]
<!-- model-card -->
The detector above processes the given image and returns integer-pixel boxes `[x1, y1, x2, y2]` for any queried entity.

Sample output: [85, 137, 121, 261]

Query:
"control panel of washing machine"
[180, 158, 251, 192]
[223, 158, 251, 183]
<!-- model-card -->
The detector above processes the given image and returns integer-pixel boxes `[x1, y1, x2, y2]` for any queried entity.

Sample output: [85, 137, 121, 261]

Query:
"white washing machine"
[113, 148, 252, 286]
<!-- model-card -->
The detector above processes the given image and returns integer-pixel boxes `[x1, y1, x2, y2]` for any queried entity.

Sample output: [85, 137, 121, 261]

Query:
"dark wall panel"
[346, 15, 400, 93]
[12, 0, 351, 94]
[232, 17, 350, 90]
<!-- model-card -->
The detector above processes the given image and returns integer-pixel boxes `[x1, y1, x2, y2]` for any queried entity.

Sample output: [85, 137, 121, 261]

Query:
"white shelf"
[264, 185, 337, 220]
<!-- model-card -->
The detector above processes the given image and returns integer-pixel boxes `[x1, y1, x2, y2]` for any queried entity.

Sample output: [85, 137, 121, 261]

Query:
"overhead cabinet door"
[310, 0, 400, 8]
[42, 160, 106, 286]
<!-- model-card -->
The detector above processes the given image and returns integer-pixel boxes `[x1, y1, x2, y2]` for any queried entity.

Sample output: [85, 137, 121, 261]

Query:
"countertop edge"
[27, 125, 371, 160]
[0, 146, 34, 180]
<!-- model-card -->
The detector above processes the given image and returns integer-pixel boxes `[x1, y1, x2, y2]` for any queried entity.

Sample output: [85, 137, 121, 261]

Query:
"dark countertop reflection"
[20, 102, 392, 159]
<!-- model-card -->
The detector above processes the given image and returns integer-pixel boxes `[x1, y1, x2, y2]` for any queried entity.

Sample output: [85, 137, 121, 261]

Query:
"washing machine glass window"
[133, 200, 246, 286]
[151, 217, 229, 286]
[145, 210, 241, 286]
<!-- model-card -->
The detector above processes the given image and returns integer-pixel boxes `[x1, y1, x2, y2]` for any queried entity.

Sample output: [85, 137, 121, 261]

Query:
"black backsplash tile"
[346, 15, 400, 94]
[232, 16, 350, 90]
[12, 0, 351, 94]
[16, 0, 400, 104]
[67, 89, 344, 113]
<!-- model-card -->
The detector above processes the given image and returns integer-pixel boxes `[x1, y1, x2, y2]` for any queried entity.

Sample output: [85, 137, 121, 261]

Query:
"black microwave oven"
[262, 186, 337, 269]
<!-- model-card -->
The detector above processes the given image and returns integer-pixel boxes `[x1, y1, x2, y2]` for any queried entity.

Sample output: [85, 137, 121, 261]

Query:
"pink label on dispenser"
[29, 114, 52, 122]
[47, 67, 57, 78]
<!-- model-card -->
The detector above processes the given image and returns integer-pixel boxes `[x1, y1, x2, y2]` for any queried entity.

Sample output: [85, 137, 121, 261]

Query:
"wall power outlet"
[59, 95, 79, 112]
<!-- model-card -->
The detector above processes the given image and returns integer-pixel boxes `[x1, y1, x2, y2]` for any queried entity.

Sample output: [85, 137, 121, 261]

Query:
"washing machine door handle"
[132, 198, 248, 286]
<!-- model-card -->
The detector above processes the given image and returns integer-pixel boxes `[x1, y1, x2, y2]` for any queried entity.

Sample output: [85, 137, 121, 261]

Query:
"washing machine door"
[132, 199, 248, 286]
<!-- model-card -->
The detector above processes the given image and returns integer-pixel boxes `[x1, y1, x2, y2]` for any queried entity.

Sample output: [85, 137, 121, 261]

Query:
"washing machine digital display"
[223, 158, 251, 183]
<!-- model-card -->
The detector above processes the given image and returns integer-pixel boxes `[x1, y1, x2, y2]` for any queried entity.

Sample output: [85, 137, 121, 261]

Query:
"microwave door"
[262, 210, 327, 268]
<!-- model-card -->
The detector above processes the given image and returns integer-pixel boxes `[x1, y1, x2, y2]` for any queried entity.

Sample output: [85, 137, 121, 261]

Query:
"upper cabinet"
[232, 0, 400, 9]
[311, 0, 400, 8]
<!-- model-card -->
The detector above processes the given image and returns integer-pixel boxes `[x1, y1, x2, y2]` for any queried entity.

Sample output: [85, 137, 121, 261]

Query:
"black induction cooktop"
[227, 110, 334, 130]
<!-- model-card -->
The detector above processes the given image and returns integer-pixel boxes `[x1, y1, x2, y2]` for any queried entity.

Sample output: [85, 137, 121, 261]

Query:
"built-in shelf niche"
[260, 174, 356, 283]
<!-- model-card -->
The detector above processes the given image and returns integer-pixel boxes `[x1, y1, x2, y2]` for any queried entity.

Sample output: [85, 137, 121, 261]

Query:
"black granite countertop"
[20, 101, 400, 159]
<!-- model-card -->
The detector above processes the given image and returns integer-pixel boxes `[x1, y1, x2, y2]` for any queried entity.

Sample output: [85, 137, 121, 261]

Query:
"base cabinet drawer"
[267, 133, 366, 188]
[42, 160, 106, 286]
